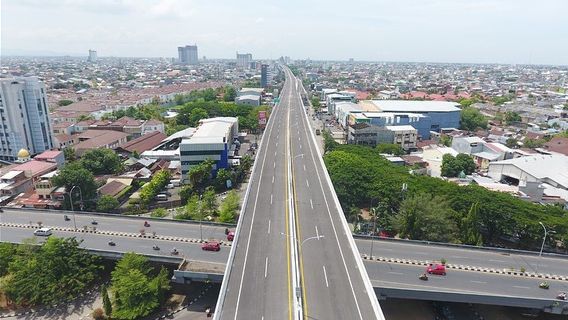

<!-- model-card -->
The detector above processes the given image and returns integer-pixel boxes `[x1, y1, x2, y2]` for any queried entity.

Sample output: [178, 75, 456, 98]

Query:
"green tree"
[139, 170, 171, 206]
[178, 184, 194, 204]
[175, 194, 200, 220]
[58, 99, 74, 106]
[505, 111, 521, 124]
[4, 237, 101, 306]
[63, 147, 76, 161]
[440, 135, 452, 147]
[322, 130, 338, 153]
[311, 97, 321, 111]
[189, 107, 209, 126]
[376, 143, 404, 156]
[460, 107, 488, 131]
[80, 149, 124, 175]
[223, 87, 237, 102]
[0, 243, 16, 276]
[441, 153, 476, 177]
[202, 186, 217, 216]
[102, 284, 112, 318]
[97, 195, 120, 213]
[52, 162, 98, 209]
[215, 168, 233, 191]
[393, 193, 458, 242]
[187, 159, 213, 192]
[150, 207, 168, 218]
[111, 253, 170, 320]
[219, 190, 239, 223]
[505, 137, 519, 148]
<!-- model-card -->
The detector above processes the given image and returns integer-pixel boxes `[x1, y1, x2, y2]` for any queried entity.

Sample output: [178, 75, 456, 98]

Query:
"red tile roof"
[544, 137, 568, 156]
[98, 180, 128, 197]
[117, 131, 167, 153]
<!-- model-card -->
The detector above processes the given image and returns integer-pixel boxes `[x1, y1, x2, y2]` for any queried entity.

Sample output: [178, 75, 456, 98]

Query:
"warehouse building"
[180, 117, 238, 184]
[363, 100, 461, 134]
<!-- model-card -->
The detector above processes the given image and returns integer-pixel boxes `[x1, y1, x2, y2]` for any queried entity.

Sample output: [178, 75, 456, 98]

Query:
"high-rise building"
[88, 49, 97, 62]
[178, 45, 199, 65]
[0, 77, 54, 161]
[261, 64, 271, 88]
[236, 52, 253, 68]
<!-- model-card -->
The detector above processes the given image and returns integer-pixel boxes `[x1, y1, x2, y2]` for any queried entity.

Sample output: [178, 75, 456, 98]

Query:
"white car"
[34, 227, 53, 236]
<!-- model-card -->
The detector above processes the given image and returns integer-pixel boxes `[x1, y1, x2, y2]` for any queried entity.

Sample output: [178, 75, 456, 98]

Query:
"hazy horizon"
[2, 0, 568, 66]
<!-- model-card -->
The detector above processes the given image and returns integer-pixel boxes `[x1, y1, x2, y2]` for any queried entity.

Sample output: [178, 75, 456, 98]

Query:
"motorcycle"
[539, 281, 549, 289]
[91, 220, 98, 225]
[171, 248, 179, 255]
[64, 215, 70, 221]
[419, 273, 429, 281]
[152, 245, 160, 251]
[144, 221, 150, 227]
[557, 292, 567, 300]
[108, 241, 116, 246]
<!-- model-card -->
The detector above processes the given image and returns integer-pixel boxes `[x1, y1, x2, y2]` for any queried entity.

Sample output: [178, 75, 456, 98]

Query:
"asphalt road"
[287, 69, 383, 320]
[0, 225, 229, 264]
[355, 238, 568, 276]
[216, 72, 291, 320]
[365, 260, 568, 301]
[0, 208, 228, 241]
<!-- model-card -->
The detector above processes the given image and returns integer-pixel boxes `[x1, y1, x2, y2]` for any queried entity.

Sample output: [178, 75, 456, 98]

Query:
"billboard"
[258, 110, 267, 127]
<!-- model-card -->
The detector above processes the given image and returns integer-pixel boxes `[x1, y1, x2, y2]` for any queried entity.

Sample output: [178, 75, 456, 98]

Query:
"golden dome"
[17, 148, 30, 158]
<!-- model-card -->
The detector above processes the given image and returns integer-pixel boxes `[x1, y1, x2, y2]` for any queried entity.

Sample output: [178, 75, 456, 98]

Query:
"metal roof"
[370, 100, 461, 112]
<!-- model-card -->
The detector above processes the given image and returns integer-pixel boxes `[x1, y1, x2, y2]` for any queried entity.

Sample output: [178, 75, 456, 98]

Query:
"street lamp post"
[69, 185, 82, 230]
[370, 205, 377, 259]
[199, 194, 203, 241]
[537, 222, 555, 273]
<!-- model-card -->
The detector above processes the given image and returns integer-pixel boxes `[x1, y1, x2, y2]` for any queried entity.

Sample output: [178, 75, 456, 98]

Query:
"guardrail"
[353, 234, 568, 259]
[2, 206, 237, 228]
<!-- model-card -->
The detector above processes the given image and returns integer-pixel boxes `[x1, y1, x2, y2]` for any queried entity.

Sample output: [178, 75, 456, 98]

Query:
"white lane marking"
[323, 265, 329, 287]
[273, 161, 276, 168]
[488, 259, 506, 263]
[387, 271, 404, 275]
[265, 257, 269, 278]
[310, 199, 314, 210]
[299, 144, 302, 150]
[303, 165, 306, 171]
[471, 280, 487, 284]
[306, 179, 310, 188]
[274, 151, 277, 157]
[270, 194, 273, 205]
[451, 256, 466, 259]
[276, 142, 278, 147]
[513, 285, 530, 289]
[315, 225, 320, 239]
[233, 91, 276, 319]
[272, 176, 274, 184]
[298, 137, 301, 141]
[268, 220, 271, 234]
[300, 97, 364, 320]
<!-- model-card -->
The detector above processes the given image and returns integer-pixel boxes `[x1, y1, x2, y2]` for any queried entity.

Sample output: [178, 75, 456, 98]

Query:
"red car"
[426, 263, 446, 276]
[227, 231, 235, 241]
[202, 241, 221, 252]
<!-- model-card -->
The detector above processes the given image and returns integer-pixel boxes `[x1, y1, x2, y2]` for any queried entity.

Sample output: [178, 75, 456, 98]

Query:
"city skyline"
[1, 0, 568, 65]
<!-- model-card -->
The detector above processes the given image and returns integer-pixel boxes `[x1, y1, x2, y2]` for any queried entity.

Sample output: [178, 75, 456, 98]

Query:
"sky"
[1, 0, 568, 65]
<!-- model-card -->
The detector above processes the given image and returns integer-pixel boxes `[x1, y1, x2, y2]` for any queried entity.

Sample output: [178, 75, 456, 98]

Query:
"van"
[34, 227, 53, 236]
[155, 194, 167, 201]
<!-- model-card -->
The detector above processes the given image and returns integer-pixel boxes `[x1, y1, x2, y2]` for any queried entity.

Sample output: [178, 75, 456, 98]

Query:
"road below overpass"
[0, 208, 229, 241]
[355, 238, 568, 276]
[3, 209, 568, 277]
[2, 223, 568, 311]
[0, 225, 229, 265]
